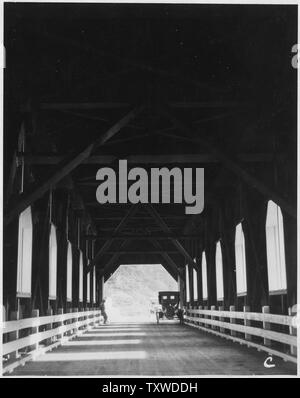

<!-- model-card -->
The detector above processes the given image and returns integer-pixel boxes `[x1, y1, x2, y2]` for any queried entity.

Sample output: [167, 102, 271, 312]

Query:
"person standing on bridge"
[176, 305, 185, 325]
[100, 299, 108, 324]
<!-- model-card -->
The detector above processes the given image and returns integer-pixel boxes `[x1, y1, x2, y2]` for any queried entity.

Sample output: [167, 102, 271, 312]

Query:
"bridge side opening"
[104, 264, 178, 323]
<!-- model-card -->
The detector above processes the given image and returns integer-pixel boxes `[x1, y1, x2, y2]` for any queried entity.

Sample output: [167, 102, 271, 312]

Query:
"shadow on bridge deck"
[10, 322, 297, 376]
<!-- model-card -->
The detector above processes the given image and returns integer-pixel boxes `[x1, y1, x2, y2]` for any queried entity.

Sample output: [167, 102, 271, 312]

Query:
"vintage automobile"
[155, 291, 180, 323]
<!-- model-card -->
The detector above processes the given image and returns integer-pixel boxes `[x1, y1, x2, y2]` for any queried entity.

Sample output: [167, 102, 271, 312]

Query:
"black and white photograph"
[1, 1, 299, 380]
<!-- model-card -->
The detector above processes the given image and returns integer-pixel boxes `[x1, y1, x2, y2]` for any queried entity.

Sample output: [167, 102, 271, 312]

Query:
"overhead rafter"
[145, 204, 198, 271]
[20, 152, 282, 166]
[93, 216, 186, 221]
[88, 205, 140, 270]
[183, 167, 228, 234]
[169, 101, 241, 109]
[159, 260, 178, 281]
[104, 250, 179, 254]
[58, 109, 144, 131]
[160, 107, 296, 219]
[99, 239, 132, 279]
[149, 238, 183, 278]
[60, 175, 98, 235]
[21, 100, 241, 111]
[85, 234, 202, 240]
[4, 106, 143, 225]
[21, 102, 131, 111]
[102, 248, 181, 283]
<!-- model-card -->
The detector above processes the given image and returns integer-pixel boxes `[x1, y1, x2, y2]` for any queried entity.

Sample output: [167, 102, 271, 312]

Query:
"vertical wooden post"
[204, 305, 209, 328]
[87, 309, 92, 331]
[243, 305, 251, 341]
[67, 308, 73, 336]
[188, 265, 193, 309]
[198, 305, 202, 326]
[192, 305, 195, 324]
[94, 309, 99, 326]
[229, 305, 236, 337]
[185, 302, 188, 323]
[69, 308, 74, 336]
[31, 309, 39, 354]
[2, 306, 7, 345]
[288, 307, 297, 356]
[197, 257, 203, 307]
[46, 308, 53, 346]
[57, 308, 64, 341]
[79, 308, 83, 333]
[192, 305, 196, 324]
[100, 276, 105, 303]
[9, 310, 20, 359]
[219, 306, 225, 333]
[3, 305, 7, 322]
[178, 274, 184, 310]
[73, 307, 79, 335]
[207, 245, 217, 308]
[262, 306, 271, 347]
[95, 309, 98, 326]
[82, 308, 86, 331]
[211, 305, 216, 330]
[90, 309, 95, 328]
[87, 308, 91, 330]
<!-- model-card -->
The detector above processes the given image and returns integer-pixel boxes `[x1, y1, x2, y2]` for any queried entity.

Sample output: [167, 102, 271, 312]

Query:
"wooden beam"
[102, 253, 180, 282]
[21, 100, 241, 112]
[96, 227, 179, 232]
[6, 123, 26, 204]
[149, 238, 183, 277]
[58, 109, 144, 131]
[88, 205, 140, 269]
[98, 225, 184, 279]
[19, 153, 280, 166]
[4, 107, 142, 225]
[104, 261, 120, 282]
[61, 175, 98, 235]
[84, 202, 186, 208]
[161, 107, 296, 219]
[168, 101, 241, 109]
[159, 260, 179, 281]
[104, 250, 179, 255]
[93, 216, 186, 221]
[85, 234, 200, 240]
[5, 151, 18, 205]
[99, 239, 132, 278]
[21, 102, 131, 111]
[145, 204, 198, 271]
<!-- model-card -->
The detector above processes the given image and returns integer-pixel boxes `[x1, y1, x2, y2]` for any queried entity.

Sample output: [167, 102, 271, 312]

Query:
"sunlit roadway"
[64, 339, 142, 346]
[82, 332, 146, 337]
[10, 322, 297, 376]
[34, 351, 147, 361]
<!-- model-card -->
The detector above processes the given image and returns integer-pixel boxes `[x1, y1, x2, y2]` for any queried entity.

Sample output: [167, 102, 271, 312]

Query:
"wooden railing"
[185, 306, 297, 364]
[1, 309, 102, 374]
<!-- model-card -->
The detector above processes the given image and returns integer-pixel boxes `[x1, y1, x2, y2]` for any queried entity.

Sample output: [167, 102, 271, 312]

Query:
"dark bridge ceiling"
[4, 4, 297, 279]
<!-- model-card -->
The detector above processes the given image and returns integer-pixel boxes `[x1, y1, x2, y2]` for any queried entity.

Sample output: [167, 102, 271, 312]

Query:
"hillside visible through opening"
[104, 264, 178, 323]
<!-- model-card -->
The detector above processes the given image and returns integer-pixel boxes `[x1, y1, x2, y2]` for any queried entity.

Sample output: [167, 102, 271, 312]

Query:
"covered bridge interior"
[2, 4, 298, 375]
